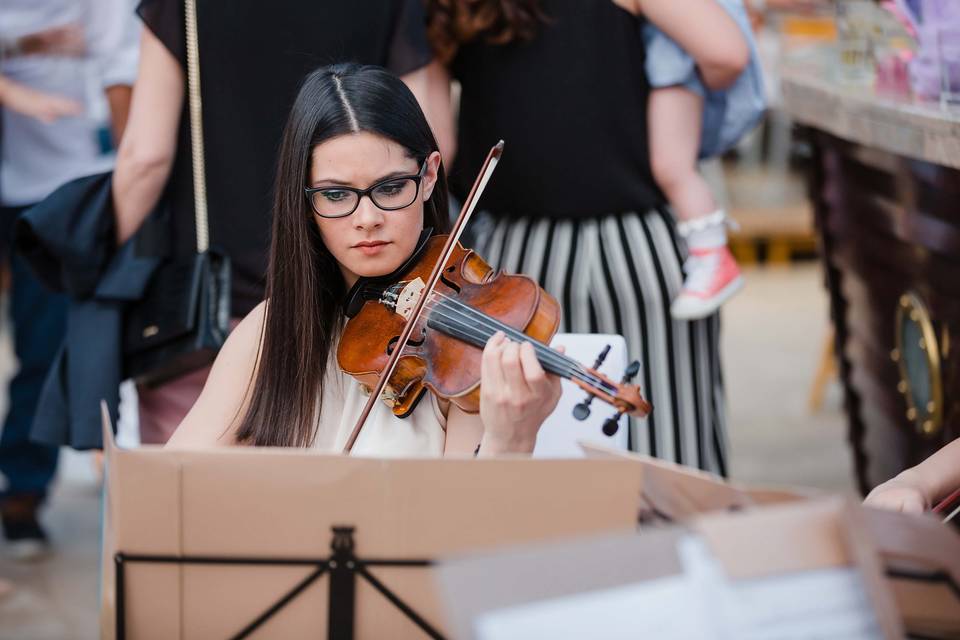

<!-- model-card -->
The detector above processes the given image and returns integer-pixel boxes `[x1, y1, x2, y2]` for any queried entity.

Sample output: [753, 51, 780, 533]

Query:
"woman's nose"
[353, 195, 384, 230]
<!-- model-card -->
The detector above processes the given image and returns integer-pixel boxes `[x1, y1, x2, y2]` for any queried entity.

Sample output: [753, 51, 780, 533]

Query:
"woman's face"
[309, 132, 441, 289]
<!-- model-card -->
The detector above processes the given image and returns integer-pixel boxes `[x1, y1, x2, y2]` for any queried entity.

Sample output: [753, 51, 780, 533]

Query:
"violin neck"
[424, 294, 639, 415]
[425, 313, 571, 379]
[425, 295, 623, 402]
[427, 316, 572, 378]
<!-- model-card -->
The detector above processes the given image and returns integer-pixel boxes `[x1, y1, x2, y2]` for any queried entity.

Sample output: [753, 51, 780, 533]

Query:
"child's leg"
[649, 87, 743, 320]
[648, 86, 715, 224]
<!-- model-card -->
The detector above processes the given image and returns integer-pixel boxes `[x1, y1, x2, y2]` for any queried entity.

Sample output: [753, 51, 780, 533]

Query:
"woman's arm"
[445, 332, 562, 456]
[105, 85, 133, 142]
[112, 28, 183, 245]
[165, 303, 266, 448]
[401, 60, 457, 164]
[637, 0, 750, 90]
[865, 438, 960, 513]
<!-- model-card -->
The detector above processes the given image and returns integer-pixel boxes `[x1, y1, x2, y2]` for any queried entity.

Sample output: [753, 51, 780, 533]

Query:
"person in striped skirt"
[424, 0, 750, 474]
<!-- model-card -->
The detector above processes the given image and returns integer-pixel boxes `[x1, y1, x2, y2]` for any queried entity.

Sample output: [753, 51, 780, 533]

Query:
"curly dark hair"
[425, 0, 548, 64]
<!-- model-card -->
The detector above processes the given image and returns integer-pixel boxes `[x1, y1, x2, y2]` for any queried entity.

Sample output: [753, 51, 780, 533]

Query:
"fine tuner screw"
[572, 345, 611, 421]
[602, 360, 642, 437]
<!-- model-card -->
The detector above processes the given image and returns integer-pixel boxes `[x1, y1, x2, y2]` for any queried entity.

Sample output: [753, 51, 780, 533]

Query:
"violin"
[337, 141, 651, 452]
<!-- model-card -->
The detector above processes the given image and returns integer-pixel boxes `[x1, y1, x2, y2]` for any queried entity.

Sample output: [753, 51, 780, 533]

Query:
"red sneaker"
[671, 246, 743, 320]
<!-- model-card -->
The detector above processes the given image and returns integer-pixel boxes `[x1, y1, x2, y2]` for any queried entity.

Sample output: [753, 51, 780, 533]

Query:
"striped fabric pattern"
[472, 208, 728, 475]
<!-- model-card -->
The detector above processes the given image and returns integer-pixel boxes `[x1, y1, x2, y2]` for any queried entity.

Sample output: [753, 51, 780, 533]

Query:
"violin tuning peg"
[621, 360, 641, 383]
[592, 345, 611, 370]
[573, 393, 595, 421]
[602, 412, 623, 437]
[572, 401, 592, 421]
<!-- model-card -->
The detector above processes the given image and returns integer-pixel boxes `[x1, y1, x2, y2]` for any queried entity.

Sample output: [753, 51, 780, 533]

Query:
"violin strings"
[424, 304, 600, 388]
[404, 290, 616, 393]
[420, 292, 614, 390]
[415, 293, 577, 371]
[427, 294, 592, 379]
[380, 281, 616, 391]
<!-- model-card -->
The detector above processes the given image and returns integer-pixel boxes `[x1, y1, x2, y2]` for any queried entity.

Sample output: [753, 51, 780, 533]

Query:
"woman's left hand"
[477, 331, 562, 455]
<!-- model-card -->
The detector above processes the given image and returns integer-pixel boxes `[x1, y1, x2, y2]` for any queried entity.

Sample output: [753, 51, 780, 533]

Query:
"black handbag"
[123, 250, 230, 386]
[122, 0, 230, 387]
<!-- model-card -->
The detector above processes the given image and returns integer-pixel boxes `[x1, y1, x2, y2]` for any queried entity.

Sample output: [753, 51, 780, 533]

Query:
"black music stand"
[115, 526, 445, 640]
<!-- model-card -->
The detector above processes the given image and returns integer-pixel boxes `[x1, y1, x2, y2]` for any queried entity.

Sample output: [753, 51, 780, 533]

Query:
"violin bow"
[934, 486, 960, 523]
[342, 141, 505, 453]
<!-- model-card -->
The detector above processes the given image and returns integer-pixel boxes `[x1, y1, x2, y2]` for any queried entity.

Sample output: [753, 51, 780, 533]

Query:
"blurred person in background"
[425, 0, 748, 474]
[113, 0, 442, 445]
[0, 0, 139, 560]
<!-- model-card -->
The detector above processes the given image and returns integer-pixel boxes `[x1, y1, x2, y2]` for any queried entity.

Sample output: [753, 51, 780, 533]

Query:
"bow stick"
[342, 141, 505, 453]
[934, 486, 960, 523]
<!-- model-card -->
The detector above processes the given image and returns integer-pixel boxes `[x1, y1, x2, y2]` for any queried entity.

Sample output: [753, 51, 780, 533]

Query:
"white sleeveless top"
[310, 364, 447, 457]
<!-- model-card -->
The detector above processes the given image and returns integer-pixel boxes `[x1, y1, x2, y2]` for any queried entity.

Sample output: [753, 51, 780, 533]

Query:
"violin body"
[338, 236, 561, 417]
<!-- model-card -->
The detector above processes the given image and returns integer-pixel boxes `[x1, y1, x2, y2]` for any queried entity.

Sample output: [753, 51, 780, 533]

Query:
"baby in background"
[643, 0, 765, 320]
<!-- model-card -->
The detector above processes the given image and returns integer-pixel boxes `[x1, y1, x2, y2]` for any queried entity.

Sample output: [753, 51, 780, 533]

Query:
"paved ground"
[724, 264, 854, 493]
[0, 262, 854, 639]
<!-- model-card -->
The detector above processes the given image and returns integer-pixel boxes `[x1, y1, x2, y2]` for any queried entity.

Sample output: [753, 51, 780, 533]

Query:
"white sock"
[679, 209, 728, 250]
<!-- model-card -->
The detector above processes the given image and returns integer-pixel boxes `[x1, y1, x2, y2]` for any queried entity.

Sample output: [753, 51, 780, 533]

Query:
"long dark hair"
[235, 63, 450, 447]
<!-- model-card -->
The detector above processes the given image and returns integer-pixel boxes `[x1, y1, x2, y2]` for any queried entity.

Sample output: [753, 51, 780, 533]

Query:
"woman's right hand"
[864, 471, 930, 514]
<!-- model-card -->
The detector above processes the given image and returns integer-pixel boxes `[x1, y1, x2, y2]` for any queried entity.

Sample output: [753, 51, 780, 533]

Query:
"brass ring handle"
[893, 292, 943, 438]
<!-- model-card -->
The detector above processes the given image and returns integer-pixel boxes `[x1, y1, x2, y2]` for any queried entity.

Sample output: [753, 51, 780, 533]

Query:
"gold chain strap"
[184, 0, 209, 253]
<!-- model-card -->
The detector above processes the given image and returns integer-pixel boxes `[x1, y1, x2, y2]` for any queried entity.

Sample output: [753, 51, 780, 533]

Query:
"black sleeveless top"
[449, 0, 663, 219]
[137, 0, 432, 316]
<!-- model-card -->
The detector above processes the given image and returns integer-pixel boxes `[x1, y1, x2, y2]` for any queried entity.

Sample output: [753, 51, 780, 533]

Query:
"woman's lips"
[353, 240, 390, 256]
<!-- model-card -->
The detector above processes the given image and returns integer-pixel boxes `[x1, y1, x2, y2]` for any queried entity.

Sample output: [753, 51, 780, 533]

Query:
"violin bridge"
[392, 277, 425, 321]
[359, 383, 400, 408]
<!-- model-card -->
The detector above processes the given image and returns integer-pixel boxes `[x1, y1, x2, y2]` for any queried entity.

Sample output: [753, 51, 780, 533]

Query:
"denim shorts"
[643, 0, 766, 158]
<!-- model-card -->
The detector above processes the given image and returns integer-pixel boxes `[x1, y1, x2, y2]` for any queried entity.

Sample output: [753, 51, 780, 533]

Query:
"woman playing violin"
[166, 63, 562, 455]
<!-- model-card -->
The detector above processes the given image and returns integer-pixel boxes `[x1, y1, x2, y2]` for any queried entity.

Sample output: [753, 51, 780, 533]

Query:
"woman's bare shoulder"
[230, 300, 267, 351]
[164, 301, 268, 448]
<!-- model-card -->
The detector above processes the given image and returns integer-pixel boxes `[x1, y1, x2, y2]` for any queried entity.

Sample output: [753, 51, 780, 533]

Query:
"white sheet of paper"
[475, 535, 883, 640]
[677, 536, 883, 640]
[475, 573, 713, 640]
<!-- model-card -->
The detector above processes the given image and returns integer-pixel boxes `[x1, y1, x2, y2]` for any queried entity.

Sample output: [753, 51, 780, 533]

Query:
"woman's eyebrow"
[310, 168, 416, 188]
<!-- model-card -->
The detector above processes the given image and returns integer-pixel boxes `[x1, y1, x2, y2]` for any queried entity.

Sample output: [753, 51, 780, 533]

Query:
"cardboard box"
[437, 498, 904, 639]
[580, 441, 816, 520]
[864, 507, 960, 639]
[99, 408, 645, 639]
[581, 442, 960, 637]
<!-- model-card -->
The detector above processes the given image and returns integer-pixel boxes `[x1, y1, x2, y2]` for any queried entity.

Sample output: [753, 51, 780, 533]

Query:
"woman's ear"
[421, 150, 442, 201]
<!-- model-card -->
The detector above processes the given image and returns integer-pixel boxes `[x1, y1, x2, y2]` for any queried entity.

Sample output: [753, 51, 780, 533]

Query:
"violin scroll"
[571, 355, 649, 437]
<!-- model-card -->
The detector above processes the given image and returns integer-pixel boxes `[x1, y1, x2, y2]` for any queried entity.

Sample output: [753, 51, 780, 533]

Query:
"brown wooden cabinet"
[782, 65, 960, 494]
[805, 131, 960, 494]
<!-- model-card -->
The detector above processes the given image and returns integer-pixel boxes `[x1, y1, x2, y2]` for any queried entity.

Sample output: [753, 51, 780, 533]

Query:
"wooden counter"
[783, 63, 960, 493]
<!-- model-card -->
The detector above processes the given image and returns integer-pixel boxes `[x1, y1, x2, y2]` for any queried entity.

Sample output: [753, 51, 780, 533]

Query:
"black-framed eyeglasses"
[304, 161, 427, 219]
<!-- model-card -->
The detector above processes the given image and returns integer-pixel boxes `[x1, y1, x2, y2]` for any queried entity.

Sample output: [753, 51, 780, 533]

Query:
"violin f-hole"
[386, 328, 427, 355]
[439, 270, 461, 294]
